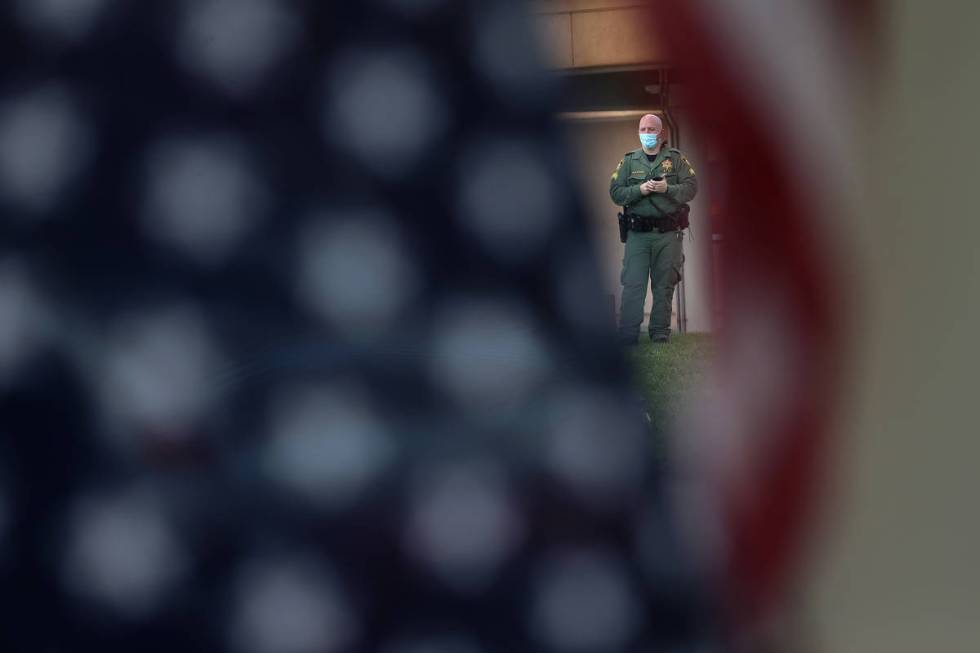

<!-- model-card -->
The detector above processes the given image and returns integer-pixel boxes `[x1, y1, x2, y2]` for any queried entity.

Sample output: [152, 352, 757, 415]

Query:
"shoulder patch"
[611, 158, 624, 181]
[681, 155, 695, 175]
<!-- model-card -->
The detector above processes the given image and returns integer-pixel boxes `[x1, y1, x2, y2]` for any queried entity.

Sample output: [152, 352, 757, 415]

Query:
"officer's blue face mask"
[639, 133, 658, 149]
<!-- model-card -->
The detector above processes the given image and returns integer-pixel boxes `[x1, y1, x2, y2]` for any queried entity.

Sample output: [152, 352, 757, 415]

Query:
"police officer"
[610, 113, 698, 345]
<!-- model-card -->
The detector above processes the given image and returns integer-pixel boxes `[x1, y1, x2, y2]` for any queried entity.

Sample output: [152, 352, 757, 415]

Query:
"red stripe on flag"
[650, 0, 849, 627]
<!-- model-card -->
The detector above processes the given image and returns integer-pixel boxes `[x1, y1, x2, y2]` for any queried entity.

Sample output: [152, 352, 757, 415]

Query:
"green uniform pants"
[618, 229, 683, 341]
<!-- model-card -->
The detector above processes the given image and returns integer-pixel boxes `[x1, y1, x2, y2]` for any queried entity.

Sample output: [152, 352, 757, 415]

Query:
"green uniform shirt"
[609, 146, 698, 217]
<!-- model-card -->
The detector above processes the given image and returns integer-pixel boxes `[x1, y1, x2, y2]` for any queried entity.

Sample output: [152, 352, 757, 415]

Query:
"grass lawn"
[627, 333, 715, 436]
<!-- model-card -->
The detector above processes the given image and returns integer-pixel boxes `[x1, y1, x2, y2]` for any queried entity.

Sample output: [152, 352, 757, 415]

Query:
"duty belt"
[626, 214, 678, 233]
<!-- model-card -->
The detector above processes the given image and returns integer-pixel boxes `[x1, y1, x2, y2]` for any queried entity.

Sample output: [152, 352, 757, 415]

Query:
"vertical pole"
[677, 274, 687, 334]
[662, 68, 687, 335]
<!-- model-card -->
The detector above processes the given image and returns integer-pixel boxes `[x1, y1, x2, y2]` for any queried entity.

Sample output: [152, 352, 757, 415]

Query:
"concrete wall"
[562, 112, 713, 332]
[532, 0, 663, 69]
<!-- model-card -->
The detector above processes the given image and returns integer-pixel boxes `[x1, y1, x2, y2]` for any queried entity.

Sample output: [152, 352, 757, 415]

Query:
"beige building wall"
[532, 0, 663, 69]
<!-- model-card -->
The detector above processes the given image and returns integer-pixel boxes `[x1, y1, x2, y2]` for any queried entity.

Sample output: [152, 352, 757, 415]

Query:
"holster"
[617, 211, 628, 243]
[673, 204, 691, 230]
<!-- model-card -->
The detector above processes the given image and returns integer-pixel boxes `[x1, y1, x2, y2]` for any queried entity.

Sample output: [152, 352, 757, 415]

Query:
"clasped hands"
[640, 178, 668, 195]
